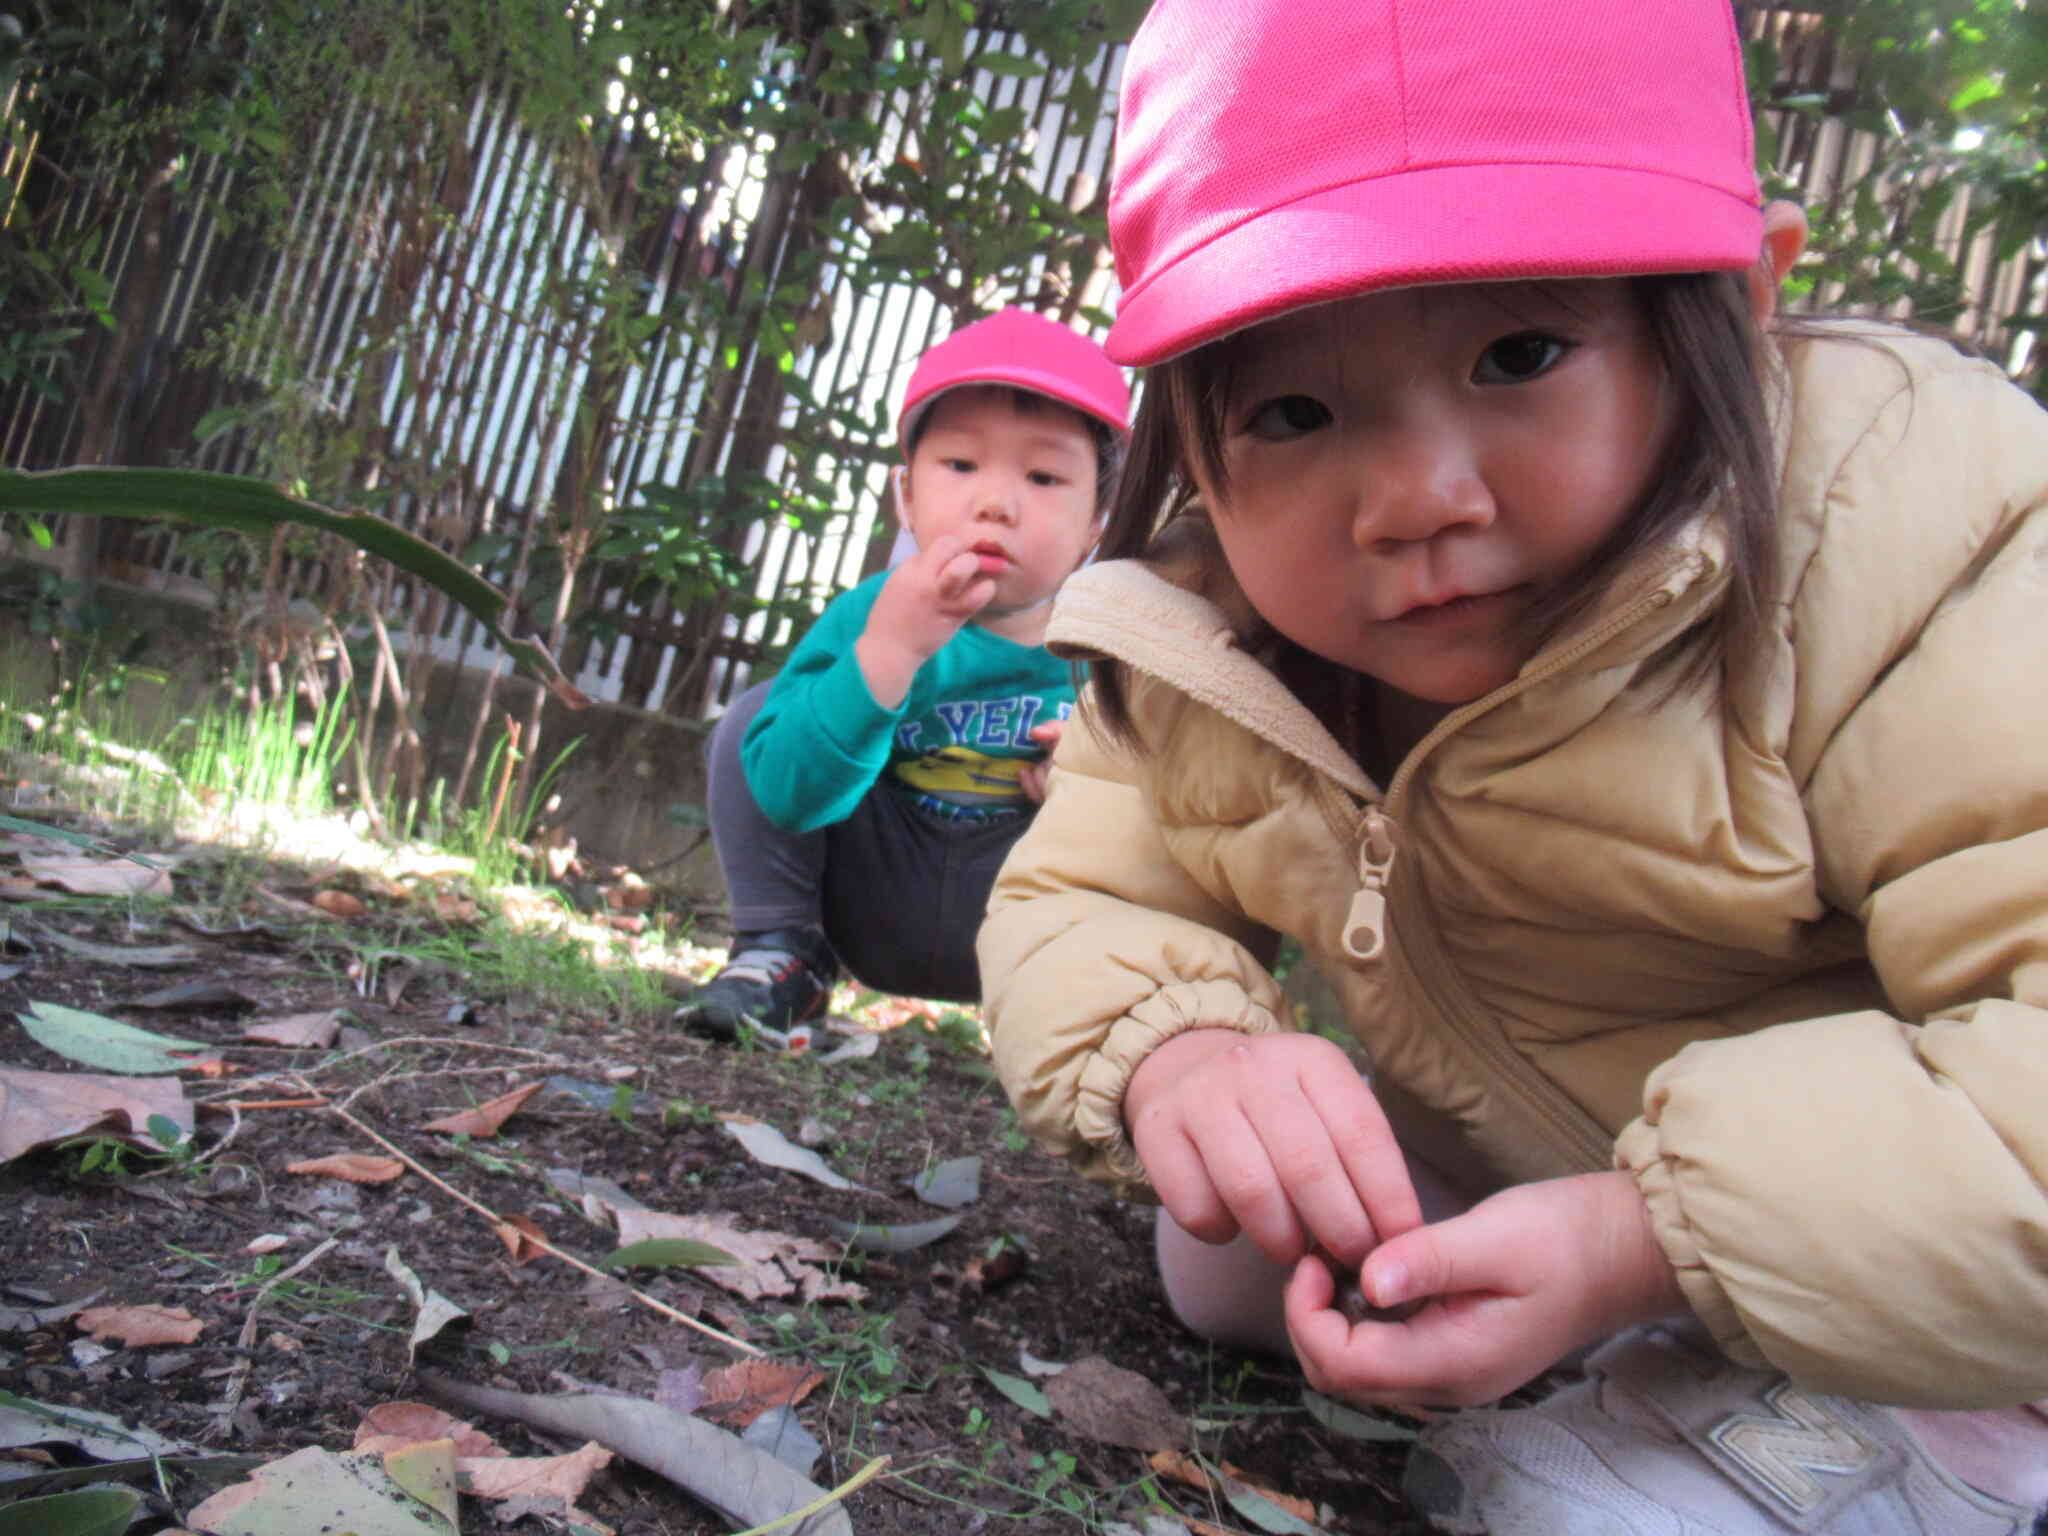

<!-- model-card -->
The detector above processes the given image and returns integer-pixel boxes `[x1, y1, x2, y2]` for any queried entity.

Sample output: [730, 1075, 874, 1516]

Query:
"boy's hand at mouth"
[857, 532, 998, 708]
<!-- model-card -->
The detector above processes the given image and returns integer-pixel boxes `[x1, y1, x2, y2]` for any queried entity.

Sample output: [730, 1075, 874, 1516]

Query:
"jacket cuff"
[1616, 1118, 1770, 1369]
[1071, 978, 1287, 1198]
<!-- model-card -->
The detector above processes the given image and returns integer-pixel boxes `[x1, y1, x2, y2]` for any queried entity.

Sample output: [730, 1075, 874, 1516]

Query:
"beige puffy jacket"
[979, 327, 2048, 1409]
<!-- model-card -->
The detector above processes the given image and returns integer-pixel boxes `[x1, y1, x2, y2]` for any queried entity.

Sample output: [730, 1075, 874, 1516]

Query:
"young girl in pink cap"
[977, 0, 2048, 1530]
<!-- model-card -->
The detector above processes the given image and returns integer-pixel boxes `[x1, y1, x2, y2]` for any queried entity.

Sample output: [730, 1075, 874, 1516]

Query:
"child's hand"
[1126, 1029, 1422, 1275]
[857, 533, 997, 707]
[1017, 720, 1063, 804]
[1283, 1171, 1686, 1408]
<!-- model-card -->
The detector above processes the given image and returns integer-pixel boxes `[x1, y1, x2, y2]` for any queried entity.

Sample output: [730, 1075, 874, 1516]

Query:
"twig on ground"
[208, 1236, 340, 1441]
[300, 1079, 763, 1358]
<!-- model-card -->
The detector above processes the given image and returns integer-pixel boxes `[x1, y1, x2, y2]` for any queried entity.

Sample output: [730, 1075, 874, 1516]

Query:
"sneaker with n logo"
[1404, 1323, 2038, 1534]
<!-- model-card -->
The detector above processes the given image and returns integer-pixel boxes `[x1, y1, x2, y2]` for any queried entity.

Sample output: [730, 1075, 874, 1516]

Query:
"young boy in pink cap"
[675, 308, 1128, 1040]
[978, 0, 2048, 1530]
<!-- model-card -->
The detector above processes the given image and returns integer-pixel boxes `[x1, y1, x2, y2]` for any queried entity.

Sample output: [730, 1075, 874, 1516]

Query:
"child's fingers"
[1302, 1068, 1423, 1255]
[1359, 1199, 1525, 1314]
[1237, 1091, 1373, 1266]
[933, 549, 988, 601]
[1142, 1122, 1245, 1248]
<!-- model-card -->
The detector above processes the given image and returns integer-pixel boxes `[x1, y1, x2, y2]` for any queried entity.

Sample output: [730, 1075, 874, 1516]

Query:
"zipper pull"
[1343, 810, 1398, 961]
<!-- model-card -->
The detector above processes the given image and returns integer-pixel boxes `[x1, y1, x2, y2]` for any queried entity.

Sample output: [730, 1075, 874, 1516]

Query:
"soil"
[0, 806, 1435, 1535]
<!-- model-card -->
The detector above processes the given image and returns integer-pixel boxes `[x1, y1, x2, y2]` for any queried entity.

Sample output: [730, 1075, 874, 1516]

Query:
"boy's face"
[1198, 278, 1675, 705]
[898, 387, 1104, 616]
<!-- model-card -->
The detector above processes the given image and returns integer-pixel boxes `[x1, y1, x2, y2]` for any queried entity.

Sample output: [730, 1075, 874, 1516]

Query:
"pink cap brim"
[1106, 162, 1763, 366]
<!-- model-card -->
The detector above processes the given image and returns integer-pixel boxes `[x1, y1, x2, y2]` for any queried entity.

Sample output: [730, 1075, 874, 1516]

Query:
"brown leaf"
[492, 1215, 550, 1266]
[355, 1401, 505, 1459]
[420, 1081, 542, 1138]
[429, 888, 479, 923]
[286, 1152, 405, 1183]
[1150, 1448, 1322, 1527]
[0, 1067, 194, 1162]
[311, 888, 367, 918]
[458, 1440, 613, 1508]
[612, 1209, 864, 1305]
[1044, 1356, 1190, 1453]
[76, 1303, 205, 1347]
[698, 1359, 825, 1428]
[241, 1010, 346, 1048]
[18, 848, 173, 898]
[603, 879, 652, 912]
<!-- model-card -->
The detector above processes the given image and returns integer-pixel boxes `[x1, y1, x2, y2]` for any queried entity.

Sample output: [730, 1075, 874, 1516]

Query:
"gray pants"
[705, 680, 1034, 1003]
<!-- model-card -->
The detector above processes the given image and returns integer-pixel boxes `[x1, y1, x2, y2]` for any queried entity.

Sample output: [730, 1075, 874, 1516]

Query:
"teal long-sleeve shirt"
[740, 572, 1078, 833]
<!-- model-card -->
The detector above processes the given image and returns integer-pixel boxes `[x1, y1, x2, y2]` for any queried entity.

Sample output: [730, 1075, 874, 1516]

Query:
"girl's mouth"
[971, 542, 1013, 574]
[1389, 587, 1522, 627]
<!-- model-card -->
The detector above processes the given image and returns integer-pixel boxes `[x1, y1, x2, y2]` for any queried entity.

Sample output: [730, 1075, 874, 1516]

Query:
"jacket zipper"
[1327, 578, 1696, 1170]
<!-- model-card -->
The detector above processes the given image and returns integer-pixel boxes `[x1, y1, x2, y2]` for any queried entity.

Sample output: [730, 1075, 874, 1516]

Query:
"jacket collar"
[1049, 515, 1730, 791]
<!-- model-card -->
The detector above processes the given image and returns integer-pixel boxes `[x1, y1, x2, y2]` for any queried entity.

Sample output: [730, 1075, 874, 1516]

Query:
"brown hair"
[1087, 271, 1780, 744]
[903, 383, 1126, 513]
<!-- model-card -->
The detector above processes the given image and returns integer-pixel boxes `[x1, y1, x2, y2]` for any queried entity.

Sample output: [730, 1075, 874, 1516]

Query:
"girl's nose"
[1350, 427, 1495, 552]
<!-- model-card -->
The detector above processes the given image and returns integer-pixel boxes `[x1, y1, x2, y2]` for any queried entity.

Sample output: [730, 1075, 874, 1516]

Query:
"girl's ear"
[1747, 201, 1809, 329]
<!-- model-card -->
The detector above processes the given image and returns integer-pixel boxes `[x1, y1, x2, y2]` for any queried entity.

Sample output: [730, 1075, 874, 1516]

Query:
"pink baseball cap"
[897, 307, 1132, 445]
[1105, 0, 1765, 365]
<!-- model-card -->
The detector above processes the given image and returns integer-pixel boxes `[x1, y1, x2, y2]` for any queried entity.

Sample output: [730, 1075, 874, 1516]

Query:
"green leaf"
[17, 1002, 207, 1074]
[0, 1484, 141, 1536]
[1300, 1388, 1416, 1442]
[0, 468, 584, 706]
[1223, 1479, 1326, 1534]
[975, 53, 1044, 80]
[600, 1238, 741, 1271]
[979, 1367, 1050, 1417]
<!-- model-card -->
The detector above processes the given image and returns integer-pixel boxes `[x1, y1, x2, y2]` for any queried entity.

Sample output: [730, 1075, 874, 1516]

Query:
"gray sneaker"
[1405, 1324, 2038, 1534]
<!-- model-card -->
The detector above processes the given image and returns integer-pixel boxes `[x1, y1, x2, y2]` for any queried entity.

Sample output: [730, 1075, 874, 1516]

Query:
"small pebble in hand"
[1335, 1273, 1425, 1325]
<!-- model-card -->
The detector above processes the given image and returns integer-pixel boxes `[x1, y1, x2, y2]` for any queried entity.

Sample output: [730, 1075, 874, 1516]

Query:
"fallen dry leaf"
[492, 1215, 550, 1266]
[287, 1152, 405, 1183]
[420, 1082, 542, 1137]
[311, 888, 367, 918]
[1150, 1448, 1321, 1526]
[356, 1401, 505, 1459]
[601, 873, 651, 911]
[698, 1359, 825, 1429]
[430, 890, 479, 923]
[17, 847, 173, 898]
[1044, 1356, 1189, 1453]
[458, 1440, 612, 1505]
[241, 1010, 346, 1048]
[76, 1304, 204, 1347]
[612, 1209, 863, 1305]
[0, 1067, 193, 1162]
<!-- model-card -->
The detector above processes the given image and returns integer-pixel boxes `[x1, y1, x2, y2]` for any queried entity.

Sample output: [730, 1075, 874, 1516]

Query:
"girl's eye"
[1242, 395, 1332, 440]
[1027, 469, 1067, 488]
[1473, 332, 1571, 384]
[941, 457, 976, 474]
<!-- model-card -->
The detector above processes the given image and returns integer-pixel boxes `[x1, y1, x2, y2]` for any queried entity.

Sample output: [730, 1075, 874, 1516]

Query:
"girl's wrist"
[1593, 1169, 1688, 1330]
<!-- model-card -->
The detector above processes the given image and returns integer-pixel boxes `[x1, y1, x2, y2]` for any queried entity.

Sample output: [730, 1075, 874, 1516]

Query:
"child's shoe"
[672, 927, 836, 1041]
[1404, 1323, 2039, 1534]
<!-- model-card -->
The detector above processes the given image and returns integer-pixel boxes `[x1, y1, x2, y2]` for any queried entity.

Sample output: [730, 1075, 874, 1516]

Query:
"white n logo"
[1706, 1383, 1879, 1515]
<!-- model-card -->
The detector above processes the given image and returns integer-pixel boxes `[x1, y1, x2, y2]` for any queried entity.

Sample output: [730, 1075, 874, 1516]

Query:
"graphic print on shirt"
[890, 694, 1073, 820]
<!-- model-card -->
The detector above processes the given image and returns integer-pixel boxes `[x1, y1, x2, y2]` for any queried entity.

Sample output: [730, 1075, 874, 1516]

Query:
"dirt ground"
[0, 810, 1436, 1535]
